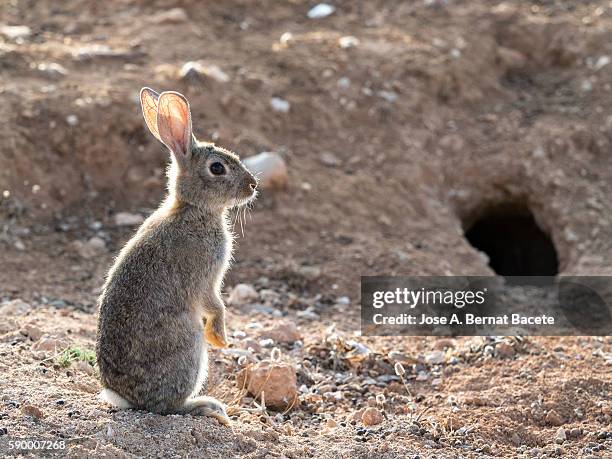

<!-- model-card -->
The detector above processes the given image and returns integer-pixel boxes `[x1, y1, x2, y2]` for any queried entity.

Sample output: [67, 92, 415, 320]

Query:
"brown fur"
[96, 88, 256, 423]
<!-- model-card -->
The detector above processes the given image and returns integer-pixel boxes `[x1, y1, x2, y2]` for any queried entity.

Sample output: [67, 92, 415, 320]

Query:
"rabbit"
[95, 87, 258, 425]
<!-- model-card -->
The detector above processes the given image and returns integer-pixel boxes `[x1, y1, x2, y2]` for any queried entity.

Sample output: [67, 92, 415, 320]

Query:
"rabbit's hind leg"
[181, 396, 230, 425]
[99, 388, 132, 409]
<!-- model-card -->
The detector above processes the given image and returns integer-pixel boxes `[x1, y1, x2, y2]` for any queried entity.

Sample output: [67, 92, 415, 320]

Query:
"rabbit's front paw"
[204, 315, 228, 348]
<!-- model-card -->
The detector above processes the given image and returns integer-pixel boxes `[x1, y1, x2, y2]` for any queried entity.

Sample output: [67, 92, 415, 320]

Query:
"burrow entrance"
[465, 203, 559, 277]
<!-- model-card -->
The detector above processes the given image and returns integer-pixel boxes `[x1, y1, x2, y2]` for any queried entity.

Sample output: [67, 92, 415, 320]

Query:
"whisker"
[231, 193, 240, 231]
[239, 205, 245, 237]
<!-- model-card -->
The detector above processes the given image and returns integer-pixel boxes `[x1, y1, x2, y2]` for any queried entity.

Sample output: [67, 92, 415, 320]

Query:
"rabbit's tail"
[99, 388, 132, 409]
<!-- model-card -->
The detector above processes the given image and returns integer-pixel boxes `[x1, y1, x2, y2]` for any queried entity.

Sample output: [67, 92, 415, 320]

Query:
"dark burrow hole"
[465, 204, 559, 278]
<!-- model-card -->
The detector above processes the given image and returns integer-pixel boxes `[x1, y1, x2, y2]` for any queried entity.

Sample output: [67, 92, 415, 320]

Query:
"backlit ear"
[140, 87, 161, 142]
[156, 91, 193, 158]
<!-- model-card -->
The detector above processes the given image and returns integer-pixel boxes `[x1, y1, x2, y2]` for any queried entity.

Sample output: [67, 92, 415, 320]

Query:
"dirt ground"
[1, 0, 611, 457]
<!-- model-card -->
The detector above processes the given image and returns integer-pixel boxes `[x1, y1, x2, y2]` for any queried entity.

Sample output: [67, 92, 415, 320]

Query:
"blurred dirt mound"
[2, 1, 612, 287]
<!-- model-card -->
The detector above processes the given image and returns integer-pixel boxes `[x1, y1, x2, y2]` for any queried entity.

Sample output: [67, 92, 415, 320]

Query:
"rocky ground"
[1, 0, 612, 458]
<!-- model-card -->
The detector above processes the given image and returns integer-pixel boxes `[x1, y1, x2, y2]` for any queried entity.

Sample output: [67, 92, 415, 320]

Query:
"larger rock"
[72, 237, 106, 259]
[180, 61, 230, 84]
[0, 299, 32, 316]
[21, 404, 44, 419]
[32, 336, 69, 353]
[19, 324, 43, 341]
[259, 321, 302, 344]
[238, 362, 298, 411]
[424, 350, 446, 365]
[228, 284, 259, 306]
[545, 410, 565, 426]
[555, 427, 567, 444]
[243, 152, 288, 190]
[361, 407, 384, 426]
[0, 318, 17, 334]
[114, 212, 144, 226]
[495, 342, 515, 359]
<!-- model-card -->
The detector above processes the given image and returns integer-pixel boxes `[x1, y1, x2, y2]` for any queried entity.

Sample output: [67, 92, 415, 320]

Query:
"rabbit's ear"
[140, 87, 161, 142]
[156, 91, 193, 159]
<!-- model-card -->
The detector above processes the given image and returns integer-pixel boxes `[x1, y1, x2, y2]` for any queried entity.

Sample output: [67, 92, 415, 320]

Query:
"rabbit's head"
[140, 87, 257, 211]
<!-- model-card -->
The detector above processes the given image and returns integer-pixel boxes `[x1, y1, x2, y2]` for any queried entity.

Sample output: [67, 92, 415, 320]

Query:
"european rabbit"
[95, 88, 257, 425]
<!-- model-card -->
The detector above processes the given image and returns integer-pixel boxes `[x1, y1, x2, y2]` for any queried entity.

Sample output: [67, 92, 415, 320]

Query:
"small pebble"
[495, 342, 515, 358]
[228, 284, 259, 306]
[325, 418, 338, 429]
[424, 350, 446, 365]
[570, 427, 582, 438]
[319, 152, 342, 167]
[149, 8, 188, 24]
[554, 427, 566, 444]
[545, 410, 564, 426]
[270, 97, 290, 113]
[338, 36, 359, 49]
[361, 407, 383, 426]
[21, 404, 44, 419]
[307, 4, 335, 19]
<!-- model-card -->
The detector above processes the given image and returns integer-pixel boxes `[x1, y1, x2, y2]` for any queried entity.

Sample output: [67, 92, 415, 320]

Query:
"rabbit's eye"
[210, 162, 225, 175]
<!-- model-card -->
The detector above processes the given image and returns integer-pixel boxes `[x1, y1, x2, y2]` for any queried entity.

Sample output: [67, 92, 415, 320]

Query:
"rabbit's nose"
[249, 182, 257, 190]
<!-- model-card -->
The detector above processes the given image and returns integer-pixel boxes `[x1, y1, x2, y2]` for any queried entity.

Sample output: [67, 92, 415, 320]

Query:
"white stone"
[0, 25, 31, 40]
[202, 64, 230, 83]
[36, 62, 68, 78]
[114, 212, 144, 226]
[532, 146, 546, 158]
[339, 36, 359, 49]
[378, 90, 398, 103]
[149, 8, 189, 24]
[307, 4, 336, 19]
[593, 55, 610, 71]
[337, 77, 351, 88]
[581, 80, 593, 92]
[243, 152, 288, 190]
[270, 97, 290, 113]
[296, 308, 319, 320]
[180, 61, 230, 83]
[280, 32, 294, 45]
[319, 152, 341, 167]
